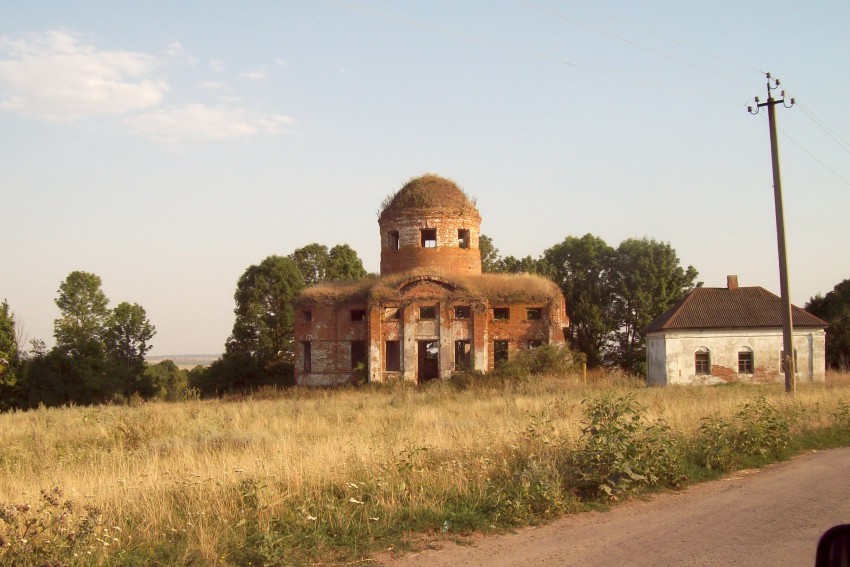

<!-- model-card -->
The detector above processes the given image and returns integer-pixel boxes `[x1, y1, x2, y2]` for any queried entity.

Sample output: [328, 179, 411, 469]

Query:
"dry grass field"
[1, 370, 849, 565]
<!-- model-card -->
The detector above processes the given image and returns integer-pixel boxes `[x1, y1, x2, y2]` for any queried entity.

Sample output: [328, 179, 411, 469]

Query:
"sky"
[1, 0, 848, 356]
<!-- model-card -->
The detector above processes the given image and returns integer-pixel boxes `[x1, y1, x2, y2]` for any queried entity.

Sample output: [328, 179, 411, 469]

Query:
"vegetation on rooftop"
[379, 174, 479, 219]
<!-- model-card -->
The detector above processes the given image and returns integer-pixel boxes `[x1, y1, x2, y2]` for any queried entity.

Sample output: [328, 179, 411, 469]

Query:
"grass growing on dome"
[379, 173, 479, 218]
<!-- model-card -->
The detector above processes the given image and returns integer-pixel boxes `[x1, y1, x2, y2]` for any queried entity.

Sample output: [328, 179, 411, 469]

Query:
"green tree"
[104, 302, 155, 371]
[145, 359, 188, 401]
[609, 238, 698, 374]
[479, 234, 502, 273]
[543, 234, 617, 367]
[0, 300, 20, 386]
[289, 243, 367, 285]
[226, 255, 305, 368]
[289, 243, 331, 286]
[500, 255, 548, 275]
[806, 279, 850, 369]
[327, 244, 368, 281]
[53, 271, 109, 355]
[104, 302, 156, 396]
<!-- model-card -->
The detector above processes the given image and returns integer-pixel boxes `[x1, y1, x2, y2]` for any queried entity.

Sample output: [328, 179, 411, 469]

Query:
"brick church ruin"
[294, 174, 569, 386]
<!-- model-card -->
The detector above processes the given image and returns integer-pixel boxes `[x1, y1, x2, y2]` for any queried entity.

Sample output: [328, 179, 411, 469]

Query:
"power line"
[514, 0, 755, 88]
[796, 101, 850, 156]
[555, 0, 764, 75]
[317, 0, 742, 106]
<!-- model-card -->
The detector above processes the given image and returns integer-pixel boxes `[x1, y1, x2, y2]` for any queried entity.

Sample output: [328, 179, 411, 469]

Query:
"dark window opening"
[528, 340, 543, 349]
[303, 310, 312, 323]
[421, 228, 437, 248]
[458, 229, 470, 249]
[384, 307, 401, 320]
[302, 341, 312, 373]
[419, 305, 437, 319]
[351, 309, 366, 322]
[454, 305, 471, 319]
[418, 340, 439, 382]
[385, 340, 400, 372]
[389, 231, 399, 251]
[526, 308, 542, 320]
[738, 350, 753, 374]
[493, 307, 510, 320]
[494, 340, 509, 368]
[695, 351, 710, 375]
[351, 340, 367, 373]
[455, 340, 472, 371]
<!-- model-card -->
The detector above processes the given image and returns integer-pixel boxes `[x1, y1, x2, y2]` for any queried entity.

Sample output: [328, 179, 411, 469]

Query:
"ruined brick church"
[294, 174, 568, 386]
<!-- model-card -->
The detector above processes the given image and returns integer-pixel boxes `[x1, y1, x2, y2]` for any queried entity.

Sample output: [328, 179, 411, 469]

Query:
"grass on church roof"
[297, 269, 563, 306]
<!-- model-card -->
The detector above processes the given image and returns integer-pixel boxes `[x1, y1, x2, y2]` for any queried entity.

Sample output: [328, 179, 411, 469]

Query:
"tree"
[104, 302, 156, 396]
[543, 234, 617, 367]
[289, 243, 330, 286]
[289, 243, 367, 285]
[104, 302, 156, 371]
[806, 279, 850, 369]
[145, 359, 188, 401]
[226, 255, 305, 367]
[327, 244, 368, 281]
[479, 234, 502, 273]
[609, 238, 698, 374]
[54, 271, 109, 355]
[0, 300, 20, 386]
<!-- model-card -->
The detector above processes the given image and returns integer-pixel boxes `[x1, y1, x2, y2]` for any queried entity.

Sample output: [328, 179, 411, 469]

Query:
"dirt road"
[386, 448, 850, 567]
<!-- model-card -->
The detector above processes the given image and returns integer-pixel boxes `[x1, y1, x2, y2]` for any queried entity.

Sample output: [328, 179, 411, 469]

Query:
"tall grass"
[1, 371, 849, 565]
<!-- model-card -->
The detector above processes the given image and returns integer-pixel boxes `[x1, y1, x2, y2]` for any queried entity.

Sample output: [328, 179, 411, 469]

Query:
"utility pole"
[748, 73, 796, 394]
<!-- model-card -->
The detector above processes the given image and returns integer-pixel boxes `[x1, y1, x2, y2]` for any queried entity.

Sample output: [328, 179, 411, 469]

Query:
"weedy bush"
[0, 488, 104, 565]
[568, 395, 682, 501]
[694, 396, 791, 472]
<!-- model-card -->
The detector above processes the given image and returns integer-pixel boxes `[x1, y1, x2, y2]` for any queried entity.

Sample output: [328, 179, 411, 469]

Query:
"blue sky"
[1, 0, 848, 355]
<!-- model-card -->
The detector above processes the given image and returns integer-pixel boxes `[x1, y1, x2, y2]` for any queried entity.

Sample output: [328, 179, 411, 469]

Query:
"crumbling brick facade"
[295, 175, 568, 386]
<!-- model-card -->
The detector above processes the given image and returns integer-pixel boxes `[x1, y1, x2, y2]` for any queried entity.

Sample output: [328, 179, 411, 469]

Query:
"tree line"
[0, 244, 368, 408]
[2, 235, 727, 408]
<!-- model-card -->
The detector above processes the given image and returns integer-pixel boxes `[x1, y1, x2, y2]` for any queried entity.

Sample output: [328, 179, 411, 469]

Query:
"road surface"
[385, 448, 850, 567]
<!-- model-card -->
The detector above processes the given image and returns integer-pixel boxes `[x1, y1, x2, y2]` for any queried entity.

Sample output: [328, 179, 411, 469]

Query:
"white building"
[646, 276, 828, 386]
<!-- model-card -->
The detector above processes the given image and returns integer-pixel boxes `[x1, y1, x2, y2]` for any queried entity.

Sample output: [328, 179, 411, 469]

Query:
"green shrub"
[568, 395, 682, 501]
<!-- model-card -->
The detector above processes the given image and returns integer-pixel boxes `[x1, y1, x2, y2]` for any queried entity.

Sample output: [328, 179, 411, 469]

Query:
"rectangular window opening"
[528, 340, 543, 349]
[695, 351, 710, 375]
[493, 340, 509, 369]
[302, 342, 312, 373]
[454, 305, 471, 319]
[384, 307, 401, 320]
[351, 340, 367, 372]
[526, 308, 542, 320]
[351, 309, 366, 322]
[738, 351, 754, 374]
[421, 228, 437, 248]
[458, 229, 470, 249]
[493, 307, 510, 321]
[385, 340, 400, 372]
[389, 231, 399, 251]
[455, 340, 472, 371]
[303, 310, 312, 323]
[419, 305, 437, 320]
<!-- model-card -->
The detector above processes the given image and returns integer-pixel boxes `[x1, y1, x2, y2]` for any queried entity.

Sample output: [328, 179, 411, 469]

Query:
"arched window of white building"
[695, 347, 710, 375]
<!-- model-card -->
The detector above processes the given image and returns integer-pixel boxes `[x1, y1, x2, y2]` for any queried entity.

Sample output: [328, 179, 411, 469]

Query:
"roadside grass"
[1, 371, 849, 565]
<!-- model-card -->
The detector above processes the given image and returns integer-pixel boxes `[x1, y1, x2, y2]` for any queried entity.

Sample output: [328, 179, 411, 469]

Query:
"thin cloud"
[0, 30, 167, 120]
[164, 41, 197, 66]
[127, 103, 293, 143]
[209, 59, 224, 72]
[240, 70, 266, 80]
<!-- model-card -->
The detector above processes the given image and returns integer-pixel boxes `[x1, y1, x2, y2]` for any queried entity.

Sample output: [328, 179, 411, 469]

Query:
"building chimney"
[727, 275, 739, 290]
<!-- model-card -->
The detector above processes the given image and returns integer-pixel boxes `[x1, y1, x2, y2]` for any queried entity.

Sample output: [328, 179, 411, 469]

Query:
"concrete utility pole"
[749, 73, 796, 394]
